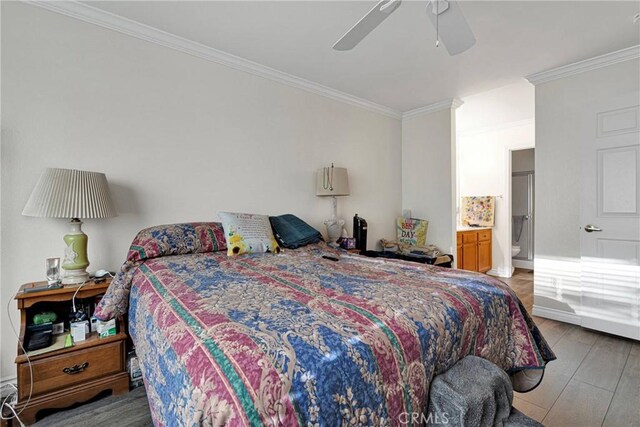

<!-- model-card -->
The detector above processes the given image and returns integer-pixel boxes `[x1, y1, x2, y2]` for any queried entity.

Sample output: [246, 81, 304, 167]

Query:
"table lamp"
[22, 168, 117, 285]
[316, 163, 350, 243]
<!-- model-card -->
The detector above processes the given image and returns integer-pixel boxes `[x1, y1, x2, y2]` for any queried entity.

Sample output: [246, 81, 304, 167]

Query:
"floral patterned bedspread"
[115, 241, 555, 426]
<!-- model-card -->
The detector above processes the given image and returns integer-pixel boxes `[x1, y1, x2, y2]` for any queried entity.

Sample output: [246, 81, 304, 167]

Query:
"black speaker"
[353, 214, 368, 251]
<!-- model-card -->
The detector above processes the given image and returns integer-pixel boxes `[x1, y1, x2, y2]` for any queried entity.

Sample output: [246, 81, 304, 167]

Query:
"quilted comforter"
[95, 224, 554, 426]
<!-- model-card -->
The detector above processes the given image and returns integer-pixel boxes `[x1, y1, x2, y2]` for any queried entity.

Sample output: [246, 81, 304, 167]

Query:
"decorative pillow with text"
[218, 211, 280, 256]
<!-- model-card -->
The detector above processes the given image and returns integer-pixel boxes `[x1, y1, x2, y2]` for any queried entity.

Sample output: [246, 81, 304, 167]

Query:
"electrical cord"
[71, 279, 90, 313]
[1, 293, 32, 427]
[71, 272, 114, 313]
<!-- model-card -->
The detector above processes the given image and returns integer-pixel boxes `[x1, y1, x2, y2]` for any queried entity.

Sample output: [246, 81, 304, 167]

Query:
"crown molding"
[25, 0, 402, 119]
[457, 118, 534, 137]
[402, 98, 464, 120]
[526, 45, 640, 85]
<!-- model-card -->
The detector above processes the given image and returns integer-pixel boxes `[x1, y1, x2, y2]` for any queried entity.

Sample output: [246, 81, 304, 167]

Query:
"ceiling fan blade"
[426, 0, 476, 55]
[333, 0, 402, 51]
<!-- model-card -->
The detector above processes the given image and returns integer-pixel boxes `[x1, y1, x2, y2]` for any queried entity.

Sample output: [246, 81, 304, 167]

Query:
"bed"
[95, 222, 554, 426]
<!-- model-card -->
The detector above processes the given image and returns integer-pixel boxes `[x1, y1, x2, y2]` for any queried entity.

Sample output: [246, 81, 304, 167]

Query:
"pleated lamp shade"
[22, 168, 117, 219]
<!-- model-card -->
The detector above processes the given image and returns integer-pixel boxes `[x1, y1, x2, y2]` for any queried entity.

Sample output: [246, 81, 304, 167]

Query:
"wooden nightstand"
[12, 278, 129, 424]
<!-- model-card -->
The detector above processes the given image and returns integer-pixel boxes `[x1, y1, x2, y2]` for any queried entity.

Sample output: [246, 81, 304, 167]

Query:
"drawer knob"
[63, 362, 89, 375]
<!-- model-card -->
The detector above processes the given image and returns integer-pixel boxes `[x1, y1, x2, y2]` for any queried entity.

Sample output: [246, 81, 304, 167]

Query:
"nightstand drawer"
[478, 230, 491, 242]
[18, 340, 123, 400]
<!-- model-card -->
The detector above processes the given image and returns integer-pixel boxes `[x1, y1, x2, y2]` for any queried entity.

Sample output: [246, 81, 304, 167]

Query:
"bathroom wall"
[512, 148, 535, 173]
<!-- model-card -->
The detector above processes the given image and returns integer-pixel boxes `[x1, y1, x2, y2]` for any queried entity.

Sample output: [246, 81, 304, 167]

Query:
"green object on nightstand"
[33, 312, 57, 325]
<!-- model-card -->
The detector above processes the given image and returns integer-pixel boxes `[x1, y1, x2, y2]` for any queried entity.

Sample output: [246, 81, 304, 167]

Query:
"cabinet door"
[457, 244, 463, 269]
[461, 243, 478, 271]
[478, 240, 492, 273]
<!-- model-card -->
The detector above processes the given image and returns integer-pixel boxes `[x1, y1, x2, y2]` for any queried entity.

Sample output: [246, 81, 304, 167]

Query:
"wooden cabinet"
[457, 229, 492, 273]
[462, 243, 478, 271]
[460, 230, 478, 271]
[478, 240, 492, 273]
[13, 279, 129, 424]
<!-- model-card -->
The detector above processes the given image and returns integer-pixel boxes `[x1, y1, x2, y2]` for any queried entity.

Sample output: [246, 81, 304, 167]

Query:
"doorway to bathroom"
[511, 148, 534, 269]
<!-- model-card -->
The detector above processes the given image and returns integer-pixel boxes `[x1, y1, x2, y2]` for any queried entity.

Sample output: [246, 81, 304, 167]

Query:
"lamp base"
[62, 269, 90, 285]
[62, 218, 90, 285]
[324, 218, 344, 244]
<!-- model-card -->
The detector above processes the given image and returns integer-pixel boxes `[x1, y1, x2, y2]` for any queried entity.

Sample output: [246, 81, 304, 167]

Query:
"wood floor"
[503, 269, 640, 427]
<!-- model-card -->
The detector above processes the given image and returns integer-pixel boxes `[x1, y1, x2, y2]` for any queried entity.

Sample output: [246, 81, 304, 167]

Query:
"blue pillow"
[269, 214, 323, 249]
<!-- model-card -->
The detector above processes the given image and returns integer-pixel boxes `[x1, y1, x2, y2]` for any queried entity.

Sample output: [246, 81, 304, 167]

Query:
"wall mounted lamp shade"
[316, 164, 350, 243]
[22, 168, 117, 285]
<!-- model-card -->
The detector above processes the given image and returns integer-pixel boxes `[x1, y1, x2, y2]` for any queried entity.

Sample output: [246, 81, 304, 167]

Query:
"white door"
[581, 105, 640, 340]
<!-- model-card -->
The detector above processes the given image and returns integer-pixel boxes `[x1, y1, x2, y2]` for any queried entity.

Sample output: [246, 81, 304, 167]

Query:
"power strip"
[0, 383, 17, 402]
[1, 383, 25, 427]
[1, 382, 20, 424]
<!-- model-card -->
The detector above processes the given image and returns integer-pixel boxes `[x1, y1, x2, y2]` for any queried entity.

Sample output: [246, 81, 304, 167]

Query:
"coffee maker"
[353, 214, 368, 251]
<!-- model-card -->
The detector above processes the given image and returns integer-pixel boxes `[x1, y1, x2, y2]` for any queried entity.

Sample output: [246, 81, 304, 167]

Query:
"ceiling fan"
[333, 0, 476, 56]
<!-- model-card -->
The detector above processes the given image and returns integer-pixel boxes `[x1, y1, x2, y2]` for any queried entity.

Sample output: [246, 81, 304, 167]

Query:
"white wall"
[533, 58, 640, 322]
[456, 81, 535, 277]
[401, 108, 457, 255]
[457, 81, 535, 134]
[0, 2, 402, 381]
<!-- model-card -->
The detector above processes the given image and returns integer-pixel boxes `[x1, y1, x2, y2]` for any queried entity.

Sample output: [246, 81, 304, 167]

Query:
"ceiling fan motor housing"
[430, 0, 450, 15]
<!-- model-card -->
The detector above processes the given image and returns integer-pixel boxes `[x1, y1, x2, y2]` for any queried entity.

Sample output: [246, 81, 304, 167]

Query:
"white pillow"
[218, 212, 280, 256]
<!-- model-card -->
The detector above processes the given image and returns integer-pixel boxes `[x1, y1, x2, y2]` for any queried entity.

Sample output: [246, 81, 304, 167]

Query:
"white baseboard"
[488, 267, 512, 278]
[513, 259, 534, 269]
[581, 316, 640, 341]
[532, 305, 581, 325]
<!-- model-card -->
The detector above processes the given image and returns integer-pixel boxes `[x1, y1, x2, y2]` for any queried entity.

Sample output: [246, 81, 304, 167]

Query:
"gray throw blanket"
[428, 356, 543, 427]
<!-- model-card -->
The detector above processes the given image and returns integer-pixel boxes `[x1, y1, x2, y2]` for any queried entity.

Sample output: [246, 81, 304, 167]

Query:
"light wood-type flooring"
[503, 269, 640, 427]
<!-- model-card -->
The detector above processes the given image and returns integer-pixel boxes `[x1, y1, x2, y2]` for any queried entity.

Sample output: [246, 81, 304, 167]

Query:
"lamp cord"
[72, 272, 114, 313]
[72, 279, 90, 313]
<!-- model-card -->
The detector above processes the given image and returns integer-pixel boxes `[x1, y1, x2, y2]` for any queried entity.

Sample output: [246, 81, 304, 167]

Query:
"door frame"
[505, 143, 535, 277]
